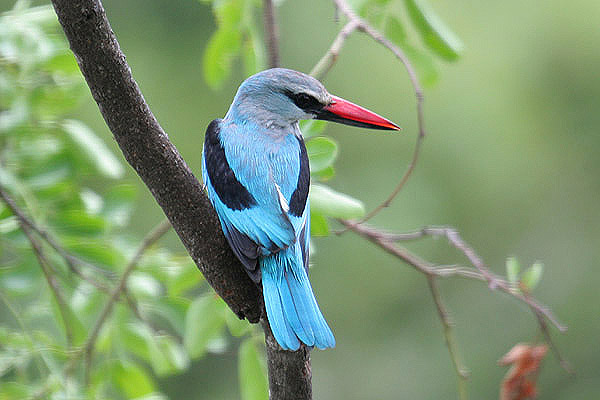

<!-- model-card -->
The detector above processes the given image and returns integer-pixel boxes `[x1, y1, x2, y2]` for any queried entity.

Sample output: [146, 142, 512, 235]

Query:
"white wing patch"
[275, 183, 290, 214]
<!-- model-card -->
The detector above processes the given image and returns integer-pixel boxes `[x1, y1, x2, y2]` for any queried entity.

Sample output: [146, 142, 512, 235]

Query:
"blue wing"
[202, 119, 307, 280]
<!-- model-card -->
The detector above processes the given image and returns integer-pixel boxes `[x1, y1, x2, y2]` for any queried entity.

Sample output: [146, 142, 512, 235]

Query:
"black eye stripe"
[284, 91, 323, 113]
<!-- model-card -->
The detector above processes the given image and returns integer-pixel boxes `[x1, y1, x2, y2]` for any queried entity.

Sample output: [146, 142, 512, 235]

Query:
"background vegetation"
[1, 0, 599, 398]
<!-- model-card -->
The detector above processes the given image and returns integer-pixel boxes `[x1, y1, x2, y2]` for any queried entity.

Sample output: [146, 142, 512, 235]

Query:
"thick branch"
[262, 319, 312, 399]
[260, 3, 313, 398]
[50, 0, 261, 323]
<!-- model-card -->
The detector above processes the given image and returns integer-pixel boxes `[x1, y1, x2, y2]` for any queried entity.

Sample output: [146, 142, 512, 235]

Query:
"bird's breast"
[222, 124, 303, 207]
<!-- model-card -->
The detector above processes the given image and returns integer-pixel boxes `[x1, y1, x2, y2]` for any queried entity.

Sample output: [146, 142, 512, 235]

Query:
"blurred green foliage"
[1, 0, 599, 399]
[0, 2, 268, 399]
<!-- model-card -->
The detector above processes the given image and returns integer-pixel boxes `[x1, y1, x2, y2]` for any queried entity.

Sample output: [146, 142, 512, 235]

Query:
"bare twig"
[83, 219, 171, 381]
[426, 276, 469, 400]
[330, 0, 426, 223]
[531, 302, 574, 374]
[339, 220, 567, 333]
[263, 0, 280, 68]
[310, 20, 359, 79]
[0, 291, 48, 377]
[0, 184, 115, 289]
[19, 223, 74, 346]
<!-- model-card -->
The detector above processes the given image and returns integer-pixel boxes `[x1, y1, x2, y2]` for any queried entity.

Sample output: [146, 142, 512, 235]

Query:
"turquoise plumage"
[202, 68, 399, 350]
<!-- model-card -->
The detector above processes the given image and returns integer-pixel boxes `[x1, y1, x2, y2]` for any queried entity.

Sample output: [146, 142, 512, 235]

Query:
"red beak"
[316, 95, 401, 131]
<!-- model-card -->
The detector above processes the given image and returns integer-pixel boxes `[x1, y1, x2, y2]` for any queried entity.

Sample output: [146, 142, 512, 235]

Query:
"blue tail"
[261, 245, 335, 351]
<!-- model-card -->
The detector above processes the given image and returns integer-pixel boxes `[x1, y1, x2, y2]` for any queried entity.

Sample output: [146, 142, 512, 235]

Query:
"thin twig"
[0, 185, 115, 287]
[532, 303, 574, 374]
[0, 184, 166, 336]
[331, 0, 426, 223]
[385, 226, 498, 287]
[310, 20, 359, 79]
[339, 220, 567, 333]
[426, 276, 469, 400]
[263, 0, 280, 68]
[83, 219, 171, 381]
[0, 291, 48, 377]
[19, 223, 74, 347]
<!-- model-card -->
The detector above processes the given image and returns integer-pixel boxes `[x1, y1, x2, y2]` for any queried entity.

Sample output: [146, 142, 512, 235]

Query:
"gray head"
[225, 68, 332, 128]
[224, 68, 401, 132]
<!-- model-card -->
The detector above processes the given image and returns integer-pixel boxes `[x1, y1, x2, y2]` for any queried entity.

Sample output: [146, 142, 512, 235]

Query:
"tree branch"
[84, 219, 171, 382]
[260, 3, 314, 398]
[310, 20, 358, 79]
[426, 276, 469, 400]
[263, 0, 280, 68]
[330, 0, 426, 224]
[262, 319, 312, 399]
[19, 223, 74, 346]
[340, 220, 567, 333]
[0, 183, 115, 290]
[49, 0, 261, 323]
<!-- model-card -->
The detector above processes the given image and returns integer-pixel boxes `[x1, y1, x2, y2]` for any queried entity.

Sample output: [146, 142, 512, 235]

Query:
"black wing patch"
[298, 221, 309, 274]
[289, 135, 310, 217]
[204, 119, 256, 210]
[222, 222, 261, 282]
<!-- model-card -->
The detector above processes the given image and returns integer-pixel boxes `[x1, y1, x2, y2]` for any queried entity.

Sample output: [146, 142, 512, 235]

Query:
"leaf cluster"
[0, 3, 267, 399]
[351, 0, 463, 86]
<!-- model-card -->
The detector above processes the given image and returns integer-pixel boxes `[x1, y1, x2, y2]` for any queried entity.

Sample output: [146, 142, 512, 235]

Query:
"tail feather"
[262, 270, 300, 350]
[261, 248, 335, 351]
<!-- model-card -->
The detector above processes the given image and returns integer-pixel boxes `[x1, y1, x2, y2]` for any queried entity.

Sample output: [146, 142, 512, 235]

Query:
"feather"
[201, 69, 343, 350]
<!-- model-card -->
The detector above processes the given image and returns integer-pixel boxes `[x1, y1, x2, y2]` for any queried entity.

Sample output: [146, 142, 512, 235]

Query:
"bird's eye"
[294, 94, 313, 109]
[286, 91, 322, 112]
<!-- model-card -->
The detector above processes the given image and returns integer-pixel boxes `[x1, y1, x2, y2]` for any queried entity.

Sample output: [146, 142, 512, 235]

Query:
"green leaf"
[506, 256, 520, 284]
[57, 301, 87, 346]
[312, 165, 335, 182]
[64, 239, 125, 269]
[184, 295, 226, 358]
[310, 211, 329, 237]
[102, 184, 136, 227]
[306, 137, 338, 173]
[44, 52, 80, 75]
[166, 259, 204, 297]
[147, 335, 190, 377]
[120, 323, 152, 362]
[203, 28, 242, 89]
[404, 0, 463, 61]
[148, 297, 189, 334]
[384, 16, 407, 46]
[111, 360, 155, 398]
[238, 338, 268, 400]
[0, 216, 19, 234]
[62, 119, 124, 179]
[128, 272, 162, 298]
[213, 0, 243, 28]
[299, 119, 327, 138]
[224, 308, 251, 337]
[242, 26, 266, 76]
[0, 382, 32, 400]
[50, 209, 106, 236]
[521, 261, 544, 291]
[309, 184, 365, 219]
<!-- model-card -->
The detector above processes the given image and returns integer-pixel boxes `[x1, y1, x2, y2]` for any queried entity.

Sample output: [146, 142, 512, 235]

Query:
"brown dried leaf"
[499, 343, 548, 400]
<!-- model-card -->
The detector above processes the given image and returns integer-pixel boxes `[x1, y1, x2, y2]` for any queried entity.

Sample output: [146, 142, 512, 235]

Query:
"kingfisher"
[202, 68, 400, 351]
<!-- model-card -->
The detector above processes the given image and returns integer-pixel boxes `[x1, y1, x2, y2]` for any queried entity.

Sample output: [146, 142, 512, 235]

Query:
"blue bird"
[202, 68, 400, 351]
